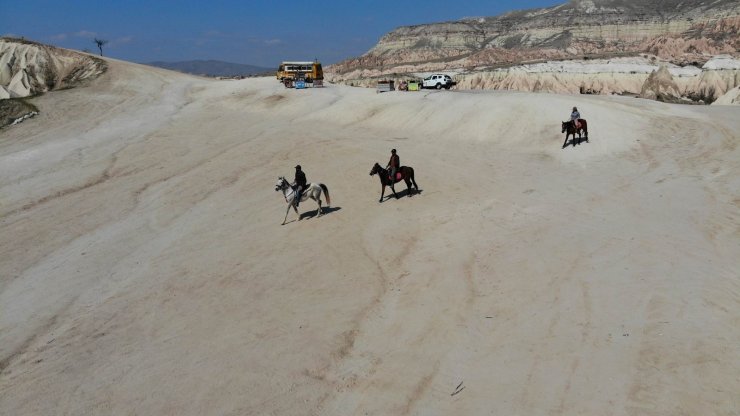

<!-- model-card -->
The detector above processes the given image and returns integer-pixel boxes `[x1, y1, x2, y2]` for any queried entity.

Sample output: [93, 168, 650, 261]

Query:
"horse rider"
[386, 149, 400, 181]
[570, 107, 581, 130]
[293, 165, 307, 207]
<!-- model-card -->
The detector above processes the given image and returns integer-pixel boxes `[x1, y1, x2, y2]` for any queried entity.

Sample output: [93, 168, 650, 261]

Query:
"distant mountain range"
[145, 60, 273, 77]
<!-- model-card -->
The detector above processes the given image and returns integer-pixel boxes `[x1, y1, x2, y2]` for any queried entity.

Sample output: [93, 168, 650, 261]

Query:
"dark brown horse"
[561, 119, 588, 148]
[369, 163, 418, 202]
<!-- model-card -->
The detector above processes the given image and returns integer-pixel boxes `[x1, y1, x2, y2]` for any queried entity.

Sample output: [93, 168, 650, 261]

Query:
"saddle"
[387, 172, 402, 181]
[573, 119, 585, 130]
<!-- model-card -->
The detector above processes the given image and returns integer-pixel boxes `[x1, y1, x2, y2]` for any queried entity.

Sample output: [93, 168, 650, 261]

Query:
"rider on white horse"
[275, 174, 331, 225]
[293, 165, 307, 207]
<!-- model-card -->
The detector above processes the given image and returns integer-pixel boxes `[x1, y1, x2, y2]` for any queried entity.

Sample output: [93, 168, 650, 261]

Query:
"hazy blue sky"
[2, 0, 563, 66]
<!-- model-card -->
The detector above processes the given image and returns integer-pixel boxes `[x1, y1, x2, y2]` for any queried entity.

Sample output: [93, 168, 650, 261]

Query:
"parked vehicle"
[422, 74, 455, 90]
[276, 61, 323, 83]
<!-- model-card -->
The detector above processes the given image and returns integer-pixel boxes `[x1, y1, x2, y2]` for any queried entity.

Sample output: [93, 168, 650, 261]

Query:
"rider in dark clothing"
[386, 149, 400, 181]
[293, 165, 307, 207]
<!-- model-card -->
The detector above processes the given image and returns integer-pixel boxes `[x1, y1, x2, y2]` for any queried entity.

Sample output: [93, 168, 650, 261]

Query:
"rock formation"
[0, 37, 107, 99]
[713, 86, 740, 105]
[451, 56, 739, 103]
[327, 0, 740, 103]
[640, 65, 682, 103]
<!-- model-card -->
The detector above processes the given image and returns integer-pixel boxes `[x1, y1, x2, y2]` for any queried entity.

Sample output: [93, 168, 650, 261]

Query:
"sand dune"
[1, 58, 739, 415]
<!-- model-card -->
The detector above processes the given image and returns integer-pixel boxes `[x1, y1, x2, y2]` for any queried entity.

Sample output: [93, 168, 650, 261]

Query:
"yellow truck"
[276, 61, 324, 83]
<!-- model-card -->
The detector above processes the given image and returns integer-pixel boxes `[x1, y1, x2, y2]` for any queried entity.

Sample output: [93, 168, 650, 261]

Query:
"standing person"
[570, 107, 581, 130]
[386, 149, 400, 181]
[293, 165, 307, 207]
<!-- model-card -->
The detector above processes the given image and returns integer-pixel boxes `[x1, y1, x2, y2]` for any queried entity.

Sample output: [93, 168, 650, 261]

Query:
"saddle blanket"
[388, 173, 402, 181]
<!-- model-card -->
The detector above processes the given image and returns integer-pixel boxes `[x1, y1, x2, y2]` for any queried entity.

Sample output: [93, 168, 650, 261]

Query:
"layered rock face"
[454, 56, 740, 103]
[714, 86, 740, 105]
[0, 37, 107, 99]
[640, 65, 683, 103]
[327, 0, 740, 103]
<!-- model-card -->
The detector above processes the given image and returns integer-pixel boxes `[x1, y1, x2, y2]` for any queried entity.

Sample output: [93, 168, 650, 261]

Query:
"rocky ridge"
[454, 55, 740, 104]
[327, 0, 740, 103]
[0, 37, 107, 99]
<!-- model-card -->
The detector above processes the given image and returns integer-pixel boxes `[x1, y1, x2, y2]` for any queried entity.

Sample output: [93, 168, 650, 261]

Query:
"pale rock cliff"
[327, 0, 740, 103]
[713, 86, 740, 105]
[640, 66, 682, 103]
[454, 56, 740, 103]
[0, 37, 107, 99]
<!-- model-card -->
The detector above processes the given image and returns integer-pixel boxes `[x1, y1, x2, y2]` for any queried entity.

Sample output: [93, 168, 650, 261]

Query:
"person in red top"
[386, 149, 400, 181]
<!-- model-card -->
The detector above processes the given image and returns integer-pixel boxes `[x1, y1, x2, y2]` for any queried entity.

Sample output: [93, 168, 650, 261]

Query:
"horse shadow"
[562, 135, 589, 149]
[381, 188, 423, 201]
[298, 206, 342, 220]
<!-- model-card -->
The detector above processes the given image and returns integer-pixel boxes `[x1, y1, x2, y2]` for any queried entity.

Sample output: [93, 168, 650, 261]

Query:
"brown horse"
[561, 119, 588, 148]
[369, 163, 418, 202]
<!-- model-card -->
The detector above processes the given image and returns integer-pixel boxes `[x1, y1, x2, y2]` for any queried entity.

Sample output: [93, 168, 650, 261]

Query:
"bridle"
[276, 177, 295, 203]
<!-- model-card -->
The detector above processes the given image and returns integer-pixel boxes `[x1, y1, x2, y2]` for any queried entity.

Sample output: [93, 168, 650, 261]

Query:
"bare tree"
[93, 38, 108, 56]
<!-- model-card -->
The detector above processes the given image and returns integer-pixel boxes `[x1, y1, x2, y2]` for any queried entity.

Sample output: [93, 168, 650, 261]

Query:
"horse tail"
[319, 184, 330, 206]
[408, 167, 418, 189]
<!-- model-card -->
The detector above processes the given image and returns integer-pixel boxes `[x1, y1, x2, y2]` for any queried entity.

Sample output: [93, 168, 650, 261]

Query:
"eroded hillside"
[327, 0, 740, 103]
[0, 38, 107, 99]
[0, 38, 108, 126]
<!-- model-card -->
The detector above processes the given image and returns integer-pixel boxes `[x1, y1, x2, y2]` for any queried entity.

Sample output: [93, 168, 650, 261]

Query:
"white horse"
[275, 177, 331, 225]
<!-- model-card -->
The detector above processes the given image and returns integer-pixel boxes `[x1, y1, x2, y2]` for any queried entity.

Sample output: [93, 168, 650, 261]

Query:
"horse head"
[369, 163, 381, 176]
[275, 177, 288, 192]
[561, 121, 569, 133]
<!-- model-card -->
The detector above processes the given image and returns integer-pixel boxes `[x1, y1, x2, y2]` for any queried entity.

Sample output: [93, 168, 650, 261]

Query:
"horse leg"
[390, 183, 399, 199]
[379, 185, 386, 203]
[316, 196, 322, 217]
[562, 133, 569, 149]
[293, 197, 301, 220]
[283, 204, 292, 225]
[405, 178, 412, 197]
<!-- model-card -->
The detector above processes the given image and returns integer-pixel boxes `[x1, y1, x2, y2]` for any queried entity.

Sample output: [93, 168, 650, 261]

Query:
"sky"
[2, 0, 564, 67]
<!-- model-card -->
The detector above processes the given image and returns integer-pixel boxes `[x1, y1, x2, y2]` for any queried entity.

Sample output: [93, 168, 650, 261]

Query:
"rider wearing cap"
[386, 149, 400, 181]
[293, 165, 307, 207]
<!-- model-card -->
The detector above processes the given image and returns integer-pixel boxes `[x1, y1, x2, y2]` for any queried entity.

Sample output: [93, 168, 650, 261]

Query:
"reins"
[376, 165, 390, 185]
[280, 180, 295, 203]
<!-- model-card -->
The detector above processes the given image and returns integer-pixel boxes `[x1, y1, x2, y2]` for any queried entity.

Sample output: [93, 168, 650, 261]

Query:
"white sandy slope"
[1, 58, 739, 416]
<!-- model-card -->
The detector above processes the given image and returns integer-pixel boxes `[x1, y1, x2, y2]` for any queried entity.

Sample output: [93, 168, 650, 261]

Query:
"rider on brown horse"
[386, 149, 400, 181]
[570, 107, 581, 130]
[562, 107, 588, 148]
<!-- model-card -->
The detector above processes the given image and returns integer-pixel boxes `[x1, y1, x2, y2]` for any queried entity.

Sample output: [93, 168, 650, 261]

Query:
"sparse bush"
[686, 87, 717, 104]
